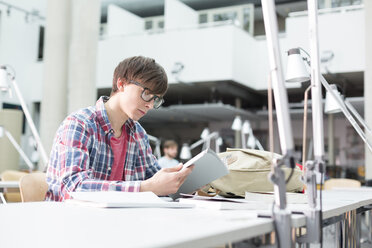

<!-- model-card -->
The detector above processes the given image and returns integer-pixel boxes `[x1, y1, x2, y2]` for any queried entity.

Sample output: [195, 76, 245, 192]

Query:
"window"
[199, 14, 208, 24]
[158, 20, 164, 29]
[145, 20, 153, 30]
[37, 26, 44, 61]
[213, 12, 237, 22]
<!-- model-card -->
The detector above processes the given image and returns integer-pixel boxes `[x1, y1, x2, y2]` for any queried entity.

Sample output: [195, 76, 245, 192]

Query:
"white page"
[68, 191, 194, 208]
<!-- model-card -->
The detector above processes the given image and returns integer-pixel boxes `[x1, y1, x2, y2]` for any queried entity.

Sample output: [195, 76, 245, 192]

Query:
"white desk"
[1, 190, 372, 248]
[0, 202, 274, 248]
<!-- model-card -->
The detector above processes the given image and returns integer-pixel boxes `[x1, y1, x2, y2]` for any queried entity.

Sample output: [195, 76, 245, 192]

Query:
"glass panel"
[199, 13, 208, 24]
[145, 20, 153, 30]
[158, 21, 164, 29]
[213, 11, 237, 22]
[243, 7, 251, 33]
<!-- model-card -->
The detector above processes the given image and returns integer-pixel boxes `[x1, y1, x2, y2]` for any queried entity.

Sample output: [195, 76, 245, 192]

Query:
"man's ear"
[116, 78, 127, 91]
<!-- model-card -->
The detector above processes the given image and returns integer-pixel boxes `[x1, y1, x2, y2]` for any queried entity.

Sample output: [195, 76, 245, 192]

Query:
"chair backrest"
[0, 170, 28, 202]
[324, 178, 361, 190]
[19, 172, 48, 202]
[1, 170, 28, 181]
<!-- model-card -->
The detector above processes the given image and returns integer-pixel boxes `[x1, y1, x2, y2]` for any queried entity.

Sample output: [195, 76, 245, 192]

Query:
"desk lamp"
[231, 115, 244, 148]
[286, 49, 372, 153]
[243, 120, 264, 150]
[147, 134, 161, 159]
[180, 131, 221, 160]
[283, 0, 327, 244]
[0, 65, 48, 169]
[286, 46, 372, 244]
[0, 125, 34, 172]
[261, 0, 297, 247]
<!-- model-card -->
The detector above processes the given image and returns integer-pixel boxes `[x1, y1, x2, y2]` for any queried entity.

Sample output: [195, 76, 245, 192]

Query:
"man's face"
[164, 146, 178, 158]
[117, 79, 156, 121]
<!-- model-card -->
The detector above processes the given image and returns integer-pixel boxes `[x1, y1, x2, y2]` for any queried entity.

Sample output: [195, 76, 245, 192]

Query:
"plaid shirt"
[45, 96, 161, 201]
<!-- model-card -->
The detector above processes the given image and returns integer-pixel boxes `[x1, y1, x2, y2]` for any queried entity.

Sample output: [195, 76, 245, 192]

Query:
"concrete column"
[40, 0, 71, 168]
[365, 1, 372, 180]
[67, 0, 100, 113]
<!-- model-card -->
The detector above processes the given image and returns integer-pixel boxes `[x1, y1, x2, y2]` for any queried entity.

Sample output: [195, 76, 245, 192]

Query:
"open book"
[169, 149, 229, 199]
[67, 191, 194, 208]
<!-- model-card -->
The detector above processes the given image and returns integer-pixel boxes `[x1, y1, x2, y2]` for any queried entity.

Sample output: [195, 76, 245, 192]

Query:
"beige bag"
[210, 148, 304, 197]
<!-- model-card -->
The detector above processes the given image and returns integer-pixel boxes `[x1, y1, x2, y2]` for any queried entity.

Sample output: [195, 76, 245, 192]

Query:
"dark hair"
[163, 140, 178, 149]
[111, 56, 168, 96]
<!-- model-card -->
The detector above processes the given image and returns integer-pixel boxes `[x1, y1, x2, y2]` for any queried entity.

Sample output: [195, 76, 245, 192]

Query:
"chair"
[0, 170, 28, 202]
[19, 172, 48, 202]
[324, 178, 361, 190]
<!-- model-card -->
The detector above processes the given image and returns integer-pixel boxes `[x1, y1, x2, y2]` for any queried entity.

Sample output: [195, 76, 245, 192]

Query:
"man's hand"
[140, 163, 194, 196]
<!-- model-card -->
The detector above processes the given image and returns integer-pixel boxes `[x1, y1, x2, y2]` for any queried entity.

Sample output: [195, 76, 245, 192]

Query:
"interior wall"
[0, 109, 23, 173]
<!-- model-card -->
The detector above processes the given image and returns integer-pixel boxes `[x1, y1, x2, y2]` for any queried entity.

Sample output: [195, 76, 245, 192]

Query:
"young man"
[45, 56, 193, 201]
[158, 140, 179, 168]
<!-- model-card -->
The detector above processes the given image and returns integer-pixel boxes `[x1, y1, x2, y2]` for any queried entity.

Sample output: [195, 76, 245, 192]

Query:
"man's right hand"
[140, 163, 194, 196]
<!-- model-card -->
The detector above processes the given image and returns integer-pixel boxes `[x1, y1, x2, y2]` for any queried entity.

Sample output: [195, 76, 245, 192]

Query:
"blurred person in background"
[158, 140, 179, 168]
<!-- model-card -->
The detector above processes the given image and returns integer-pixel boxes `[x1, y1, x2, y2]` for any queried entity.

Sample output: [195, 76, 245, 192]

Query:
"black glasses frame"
[129, 80, 164, 109]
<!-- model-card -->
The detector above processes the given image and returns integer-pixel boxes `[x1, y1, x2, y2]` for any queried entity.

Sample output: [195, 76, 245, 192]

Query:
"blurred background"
[0, 0, 370, 182]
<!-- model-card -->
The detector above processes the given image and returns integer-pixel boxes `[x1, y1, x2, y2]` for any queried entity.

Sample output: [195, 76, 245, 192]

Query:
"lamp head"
[231, 116, 242, 131]
[0, 66, 10, 92]
[285, 48, 310, 83]
[324, 84, 343, 114]
[180, 143, 192, 160]
[247, 134, 256, 149]
[242, 120, 252, 134]
[200, 128, 210, 139]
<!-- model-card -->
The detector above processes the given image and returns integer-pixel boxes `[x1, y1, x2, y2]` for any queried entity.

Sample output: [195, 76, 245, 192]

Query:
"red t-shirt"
[109, 127, 127, 181]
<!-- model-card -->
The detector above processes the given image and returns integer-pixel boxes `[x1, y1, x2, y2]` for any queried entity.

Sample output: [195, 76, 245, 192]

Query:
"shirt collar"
[96, 96, 137, 135]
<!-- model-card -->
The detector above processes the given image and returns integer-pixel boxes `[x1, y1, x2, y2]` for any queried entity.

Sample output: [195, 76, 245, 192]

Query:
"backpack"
[209, 148, 304, 197]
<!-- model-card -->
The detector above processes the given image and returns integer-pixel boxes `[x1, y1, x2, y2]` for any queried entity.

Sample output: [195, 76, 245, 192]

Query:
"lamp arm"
[4, 129, 34, 171]
[345, 100, 372, 136]
[308, 0, 325, 162]
[190, 132, 219, 150]
[261, 1, 294, 156]
[190, 138, 205, 150]
[147, 134, 158, 143]
[320, 75, 372, 153]
[255, 137, 264, 151]
[147, 134, 161, 159]
[10, 78, 49, 168]
[296, 1, 324, 244]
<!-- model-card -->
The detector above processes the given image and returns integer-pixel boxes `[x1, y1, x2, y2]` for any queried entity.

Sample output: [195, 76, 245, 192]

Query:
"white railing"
[289, 4, 363, 18]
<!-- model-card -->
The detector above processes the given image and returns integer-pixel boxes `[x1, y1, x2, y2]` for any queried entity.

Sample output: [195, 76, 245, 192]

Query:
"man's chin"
[131, 115, 142, 121]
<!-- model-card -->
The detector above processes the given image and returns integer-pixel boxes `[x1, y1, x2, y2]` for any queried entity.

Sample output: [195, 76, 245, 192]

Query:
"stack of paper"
[67, 191, 194, 208]
[245, 191, 307, 204]
[179, 194, 267, 211]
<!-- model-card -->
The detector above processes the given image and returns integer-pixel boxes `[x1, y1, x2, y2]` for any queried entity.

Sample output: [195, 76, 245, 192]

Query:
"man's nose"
[145, 99, 155, 109]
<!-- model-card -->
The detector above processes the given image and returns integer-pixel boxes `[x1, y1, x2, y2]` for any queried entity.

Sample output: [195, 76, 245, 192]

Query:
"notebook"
[169, 149, 229, 199]
[67, 191, 194, 208]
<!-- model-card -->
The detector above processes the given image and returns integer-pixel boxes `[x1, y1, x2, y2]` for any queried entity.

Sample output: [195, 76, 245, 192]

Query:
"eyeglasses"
[129, 80, 164, 109]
